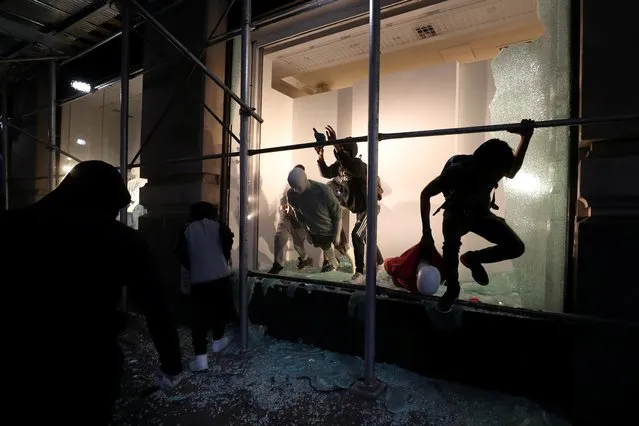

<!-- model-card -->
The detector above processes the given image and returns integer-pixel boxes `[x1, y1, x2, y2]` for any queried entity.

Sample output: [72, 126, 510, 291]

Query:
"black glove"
[313, 128, 326, 143]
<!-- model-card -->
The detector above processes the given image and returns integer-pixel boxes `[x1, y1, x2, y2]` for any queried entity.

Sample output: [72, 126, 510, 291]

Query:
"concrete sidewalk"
[111, 318, 569, 426]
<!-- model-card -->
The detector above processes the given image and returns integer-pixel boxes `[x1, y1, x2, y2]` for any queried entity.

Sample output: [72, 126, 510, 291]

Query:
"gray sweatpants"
[274, 214, 307, 265]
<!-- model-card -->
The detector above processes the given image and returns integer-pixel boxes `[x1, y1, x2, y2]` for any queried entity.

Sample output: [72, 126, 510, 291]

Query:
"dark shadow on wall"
[228, 159, 277, 267]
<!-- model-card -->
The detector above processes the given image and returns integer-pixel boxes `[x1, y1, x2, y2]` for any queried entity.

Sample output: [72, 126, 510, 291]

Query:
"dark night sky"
[57, 0, 304, 101]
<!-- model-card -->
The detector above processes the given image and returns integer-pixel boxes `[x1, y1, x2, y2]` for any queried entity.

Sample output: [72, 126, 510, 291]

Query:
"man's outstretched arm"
[420, 177, 444, 248]
[506, 119, 535, 179]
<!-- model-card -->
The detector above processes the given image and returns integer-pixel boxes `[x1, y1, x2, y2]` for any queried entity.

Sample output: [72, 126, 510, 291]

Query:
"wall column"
[138, 0, 229, 305]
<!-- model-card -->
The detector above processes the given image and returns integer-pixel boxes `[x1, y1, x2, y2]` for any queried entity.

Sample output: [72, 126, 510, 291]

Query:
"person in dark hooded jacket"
[315, 125, 384, 284]
[0, 160, 183, 425]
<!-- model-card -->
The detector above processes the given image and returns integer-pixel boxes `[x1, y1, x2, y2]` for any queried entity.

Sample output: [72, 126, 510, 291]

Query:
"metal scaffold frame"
[2, 0, 639, 400]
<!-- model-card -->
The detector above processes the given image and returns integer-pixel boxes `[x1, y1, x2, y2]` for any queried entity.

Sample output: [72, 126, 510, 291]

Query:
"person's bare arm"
[506, 119, 535, 179]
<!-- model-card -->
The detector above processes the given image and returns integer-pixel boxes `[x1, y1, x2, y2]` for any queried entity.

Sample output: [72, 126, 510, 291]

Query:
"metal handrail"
[248, 114, 639, 156]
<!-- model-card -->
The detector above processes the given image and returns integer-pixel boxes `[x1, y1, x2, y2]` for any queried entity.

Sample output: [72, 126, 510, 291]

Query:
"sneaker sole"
[436, 304, 453, 314]
[459, 255, 489, 286]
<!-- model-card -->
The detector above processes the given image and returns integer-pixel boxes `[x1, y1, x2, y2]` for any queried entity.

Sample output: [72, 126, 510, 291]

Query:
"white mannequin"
[126, 171, 148, 229]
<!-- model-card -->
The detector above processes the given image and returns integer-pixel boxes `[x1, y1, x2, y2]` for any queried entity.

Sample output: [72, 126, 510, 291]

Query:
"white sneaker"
[154, 370, 184, 390]
[211, 336, 231, 353]
[350, 272, 365, 285]
[189, 354, 208, 372]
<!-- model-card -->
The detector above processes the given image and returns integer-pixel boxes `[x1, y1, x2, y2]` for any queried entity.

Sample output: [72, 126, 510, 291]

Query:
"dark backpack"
[432, 154, 498, 216]
[340, 158, 384, 202]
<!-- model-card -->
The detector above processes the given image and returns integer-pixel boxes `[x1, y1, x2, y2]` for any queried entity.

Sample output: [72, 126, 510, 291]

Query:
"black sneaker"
[297, 256, 313, 269]
[437, 285, 460, 313]
[268, 262, 283, 274]
[460, 253, 489, 286]
[321, 260, 336, 273]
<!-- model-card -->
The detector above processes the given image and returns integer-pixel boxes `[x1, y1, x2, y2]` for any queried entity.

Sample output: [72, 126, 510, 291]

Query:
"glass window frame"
[247, 0, 578, 315]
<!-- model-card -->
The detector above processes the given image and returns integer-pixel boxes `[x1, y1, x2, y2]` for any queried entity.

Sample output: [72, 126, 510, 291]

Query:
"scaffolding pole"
[248, 114, 639, 156]
[239, 0, 252, 351]
[49, 61, 57, 191]
[349, 0, 386, 399]
[119, 2, 131, 224]
[0, 56, 67, 64]
[1, 77, 8, 210]
[128, 151, 239, 169]
[128, 0, 263, 124]
[121, 113, 639, 168]
[119, 1, 131, 310]
[7, 122, 82, 163]
[127, 0, 241, 168]
[364, 0, 382, 390]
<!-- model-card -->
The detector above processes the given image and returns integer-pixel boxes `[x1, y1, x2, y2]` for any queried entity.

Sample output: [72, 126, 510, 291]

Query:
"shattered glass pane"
[489, 0, 571, 311]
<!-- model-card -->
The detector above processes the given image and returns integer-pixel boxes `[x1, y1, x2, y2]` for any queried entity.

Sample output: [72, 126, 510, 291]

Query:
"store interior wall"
[59, 76, 143, 178]
[257, 57, 499, 282]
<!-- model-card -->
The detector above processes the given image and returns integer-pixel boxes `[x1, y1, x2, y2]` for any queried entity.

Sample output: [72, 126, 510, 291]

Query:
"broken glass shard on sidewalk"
[113, 318, 571, 425]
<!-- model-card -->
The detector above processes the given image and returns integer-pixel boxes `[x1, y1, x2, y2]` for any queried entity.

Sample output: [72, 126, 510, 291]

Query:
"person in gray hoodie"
[286, 167, 342, 273]
[268, 164, 313, 274]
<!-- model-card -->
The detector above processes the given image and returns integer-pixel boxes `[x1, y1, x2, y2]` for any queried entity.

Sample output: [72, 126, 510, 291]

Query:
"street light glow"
[70, 80, 91, 93]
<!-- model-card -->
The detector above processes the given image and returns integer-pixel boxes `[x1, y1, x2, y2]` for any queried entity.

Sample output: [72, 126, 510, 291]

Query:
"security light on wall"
[76, 138, 86, 145]
[70, 80, 91, 93]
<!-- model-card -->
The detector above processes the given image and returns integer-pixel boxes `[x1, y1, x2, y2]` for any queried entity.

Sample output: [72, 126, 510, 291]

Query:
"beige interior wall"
[59, 76, 143, 179]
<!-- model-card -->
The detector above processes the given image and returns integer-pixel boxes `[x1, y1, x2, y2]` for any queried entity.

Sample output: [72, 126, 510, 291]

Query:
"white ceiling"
[273, 0, 537, 76]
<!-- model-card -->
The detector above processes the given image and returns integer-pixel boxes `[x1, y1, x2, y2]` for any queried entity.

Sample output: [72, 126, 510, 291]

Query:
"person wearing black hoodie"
[315, 125, 384, 284]
[0, 160, 183, 425]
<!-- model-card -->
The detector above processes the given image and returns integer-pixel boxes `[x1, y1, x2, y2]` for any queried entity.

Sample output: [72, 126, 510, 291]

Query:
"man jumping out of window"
[419, 119, 535, 313]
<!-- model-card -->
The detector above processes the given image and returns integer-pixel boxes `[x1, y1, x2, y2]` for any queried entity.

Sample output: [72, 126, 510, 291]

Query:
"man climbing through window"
[315, 125, 384, 284]
[268, 164, 313, 274]
[286, 166, 343, 273]
[419, 119, 535, 313]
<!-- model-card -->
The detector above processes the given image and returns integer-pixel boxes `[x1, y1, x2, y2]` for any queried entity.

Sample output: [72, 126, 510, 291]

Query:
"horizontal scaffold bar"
[128, 151, 240, 169]
[248, 114, 639, 156]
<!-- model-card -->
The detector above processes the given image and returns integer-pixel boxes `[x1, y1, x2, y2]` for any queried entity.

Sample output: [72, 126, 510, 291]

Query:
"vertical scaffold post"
[49, 61, 57, 190]
[1, 76, 8, 210]
[119, 1, 131, 310]
[239, 0, 252, 350]
[350, 0, 386, 399]
[119, 2, 130, 224]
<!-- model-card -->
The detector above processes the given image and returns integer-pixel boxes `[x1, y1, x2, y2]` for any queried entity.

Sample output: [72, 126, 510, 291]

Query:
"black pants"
[352, 208, 384, 274]
[190, 276, 233, 355]
[442, 210, 525, 288]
